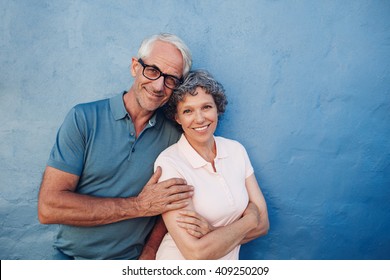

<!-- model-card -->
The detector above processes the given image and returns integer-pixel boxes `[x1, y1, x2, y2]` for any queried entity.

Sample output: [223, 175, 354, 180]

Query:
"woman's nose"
[195, 111, 205, 123]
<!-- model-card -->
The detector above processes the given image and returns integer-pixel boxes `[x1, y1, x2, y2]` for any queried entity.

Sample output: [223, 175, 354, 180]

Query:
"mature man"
[38, 33, 194, 259]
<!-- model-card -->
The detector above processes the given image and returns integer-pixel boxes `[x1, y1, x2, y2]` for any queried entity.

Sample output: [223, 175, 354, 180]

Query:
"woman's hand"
[176, 210, 215, 238]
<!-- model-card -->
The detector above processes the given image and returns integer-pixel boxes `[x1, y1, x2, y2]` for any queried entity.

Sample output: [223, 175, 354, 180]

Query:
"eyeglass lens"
[139, 59, 181, 89]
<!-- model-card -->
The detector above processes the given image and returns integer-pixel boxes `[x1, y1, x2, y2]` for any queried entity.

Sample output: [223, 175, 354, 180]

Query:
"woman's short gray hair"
[137, 33, 192, 77]
[164, 70, 228, 121]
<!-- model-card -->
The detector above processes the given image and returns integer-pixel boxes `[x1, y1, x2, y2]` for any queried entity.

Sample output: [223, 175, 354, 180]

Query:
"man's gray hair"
[137, 33, 192, 77]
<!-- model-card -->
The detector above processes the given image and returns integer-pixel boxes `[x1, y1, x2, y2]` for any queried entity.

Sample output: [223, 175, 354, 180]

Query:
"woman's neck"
[185, 134, 217, 164]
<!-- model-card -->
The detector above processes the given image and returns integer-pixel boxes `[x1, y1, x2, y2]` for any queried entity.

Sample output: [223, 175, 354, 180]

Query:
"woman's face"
[175, 87, 218, 147]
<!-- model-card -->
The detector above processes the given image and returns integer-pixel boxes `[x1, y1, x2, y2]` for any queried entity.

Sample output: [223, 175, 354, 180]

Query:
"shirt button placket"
[217, 173, 234, 206]
[128, 131, 136, 161]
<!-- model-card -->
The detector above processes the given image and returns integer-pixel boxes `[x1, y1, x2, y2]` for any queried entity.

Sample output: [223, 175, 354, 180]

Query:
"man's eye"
[145, 67, 160, 77]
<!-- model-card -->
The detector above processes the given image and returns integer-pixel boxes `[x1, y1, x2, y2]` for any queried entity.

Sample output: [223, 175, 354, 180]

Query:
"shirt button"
[130, 132, 135, 137]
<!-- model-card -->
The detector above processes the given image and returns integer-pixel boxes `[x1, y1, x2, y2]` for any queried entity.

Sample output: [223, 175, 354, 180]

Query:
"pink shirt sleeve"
[154, 155, 184, 183]
[237, 142, 254, 179]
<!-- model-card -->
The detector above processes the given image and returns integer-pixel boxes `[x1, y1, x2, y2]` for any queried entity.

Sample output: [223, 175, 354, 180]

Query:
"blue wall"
[1, 0, 389, 260]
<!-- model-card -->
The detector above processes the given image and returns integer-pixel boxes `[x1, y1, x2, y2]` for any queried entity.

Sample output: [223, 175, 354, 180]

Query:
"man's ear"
[130, 57, 139, 77]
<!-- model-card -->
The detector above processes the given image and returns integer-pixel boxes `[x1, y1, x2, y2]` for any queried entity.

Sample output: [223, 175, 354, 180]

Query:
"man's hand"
[176, 210, 215, 238]
[135, 167, 194, 216]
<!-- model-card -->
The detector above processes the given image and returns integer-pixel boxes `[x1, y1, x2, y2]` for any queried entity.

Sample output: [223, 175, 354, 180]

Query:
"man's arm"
[38, 166, 193, 227]
[138, 216, 167, 260]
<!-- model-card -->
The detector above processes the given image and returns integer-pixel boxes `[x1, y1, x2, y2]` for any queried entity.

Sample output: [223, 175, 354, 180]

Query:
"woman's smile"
[193, 124, 210, 132]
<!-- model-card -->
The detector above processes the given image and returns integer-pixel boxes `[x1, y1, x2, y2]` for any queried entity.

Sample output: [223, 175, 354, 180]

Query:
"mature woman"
[155, 70, 269, 259]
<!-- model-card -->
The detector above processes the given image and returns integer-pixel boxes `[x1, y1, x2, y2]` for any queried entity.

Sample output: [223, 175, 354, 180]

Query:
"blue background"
[1, 0, 389, 259]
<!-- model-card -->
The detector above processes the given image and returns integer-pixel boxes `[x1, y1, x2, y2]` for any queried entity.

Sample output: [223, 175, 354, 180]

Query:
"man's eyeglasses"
[138, 58, 182, 90]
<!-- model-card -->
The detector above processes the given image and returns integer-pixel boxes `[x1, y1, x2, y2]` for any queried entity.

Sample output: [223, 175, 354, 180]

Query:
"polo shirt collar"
[146, 111, 159, 129]
[178, 134, 228, 169]
[110, 92, 129, 120]
[109, 92, 161, 129]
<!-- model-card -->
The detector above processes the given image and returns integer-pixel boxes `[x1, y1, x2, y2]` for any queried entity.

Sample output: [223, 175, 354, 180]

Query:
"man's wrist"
[127, 196, 145, 218]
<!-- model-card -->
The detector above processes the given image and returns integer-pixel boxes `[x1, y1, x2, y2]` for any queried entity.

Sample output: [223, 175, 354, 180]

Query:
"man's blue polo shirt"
[47, 92, 181, 259]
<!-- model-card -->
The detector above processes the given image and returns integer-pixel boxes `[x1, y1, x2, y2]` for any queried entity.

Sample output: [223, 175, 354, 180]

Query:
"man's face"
[131, 40, 184, 112]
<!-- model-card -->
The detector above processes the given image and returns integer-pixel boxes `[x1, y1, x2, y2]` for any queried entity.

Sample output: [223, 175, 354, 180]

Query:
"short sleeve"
[239, 142, 254, 179]
[47, 106, 86, 175]
[154, 155, 184, 183]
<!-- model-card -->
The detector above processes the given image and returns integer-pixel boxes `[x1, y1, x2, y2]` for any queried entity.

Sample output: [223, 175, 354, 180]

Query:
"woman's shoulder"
[156, 142, 182, 162]
[215, 136, 246, 150]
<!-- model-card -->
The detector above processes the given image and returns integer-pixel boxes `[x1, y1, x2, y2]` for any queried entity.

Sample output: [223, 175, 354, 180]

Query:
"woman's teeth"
[194, 125, 208, 131]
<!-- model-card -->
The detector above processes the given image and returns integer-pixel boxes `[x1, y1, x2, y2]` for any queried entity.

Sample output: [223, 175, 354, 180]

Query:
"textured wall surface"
[1, 0, 389, 260]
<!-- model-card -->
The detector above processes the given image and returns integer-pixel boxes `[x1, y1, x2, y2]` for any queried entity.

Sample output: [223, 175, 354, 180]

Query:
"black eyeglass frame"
[137, 58, 183, 89]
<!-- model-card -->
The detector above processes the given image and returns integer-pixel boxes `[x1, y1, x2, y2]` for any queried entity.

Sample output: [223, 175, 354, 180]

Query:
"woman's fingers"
[177, 210, 215, 237]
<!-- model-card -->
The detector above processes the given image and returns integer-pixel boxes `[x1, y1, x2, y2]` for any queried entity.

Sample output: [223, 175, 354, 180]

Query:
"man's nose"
[151, 76, 165, 92]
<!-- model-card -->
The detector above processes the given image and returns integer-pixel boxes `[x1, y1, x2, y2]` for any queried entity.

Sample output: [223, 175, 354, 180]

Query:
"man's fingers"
[168, 190, 194, 203]
[165, 200, 190, 211]
[146, 167, 162, 185]
[138, 173, 194, 216]
[146, 169, 189, 190]
[161, 179, 190, 190]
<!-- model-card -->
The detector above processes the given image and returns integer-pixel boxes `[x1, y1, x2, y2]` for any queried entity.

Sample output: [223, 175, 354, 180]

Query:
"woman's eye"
[183, 109, 191, 114]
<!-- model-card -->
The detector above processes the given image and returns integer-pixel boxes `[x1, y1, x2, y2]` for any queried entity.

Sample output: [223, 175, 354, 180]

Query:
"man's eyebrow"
[147, 61, 180, 78]
[149, 63, 162, 71]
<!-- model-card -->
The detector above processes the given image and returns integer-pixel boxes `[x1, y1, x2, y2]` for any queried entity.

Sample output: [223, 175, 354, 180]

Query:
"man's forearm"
[139, 216, 167, 259]
[38, 166, 193, 227]
[38, 190, 144, 226]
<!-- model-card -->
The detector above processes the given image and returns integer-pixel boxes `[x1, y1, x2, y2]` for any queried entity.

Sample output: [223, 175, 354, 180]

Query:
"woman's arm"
[177, 174, 269, 244]
[174, 173, 269, 244]
[240, 173, 269, 244]
[161, 198, 260, 259]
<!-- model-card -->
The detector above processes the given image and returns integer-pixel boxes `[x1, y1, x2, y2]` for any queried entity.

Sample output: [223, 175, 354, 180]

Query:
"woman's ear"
[175, 114, 181, 125]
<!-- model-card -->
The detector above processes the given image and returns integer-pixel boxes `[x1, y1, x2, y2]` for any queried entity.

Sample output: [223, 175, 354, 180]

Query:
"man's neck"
[123, 90, 155, 137]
